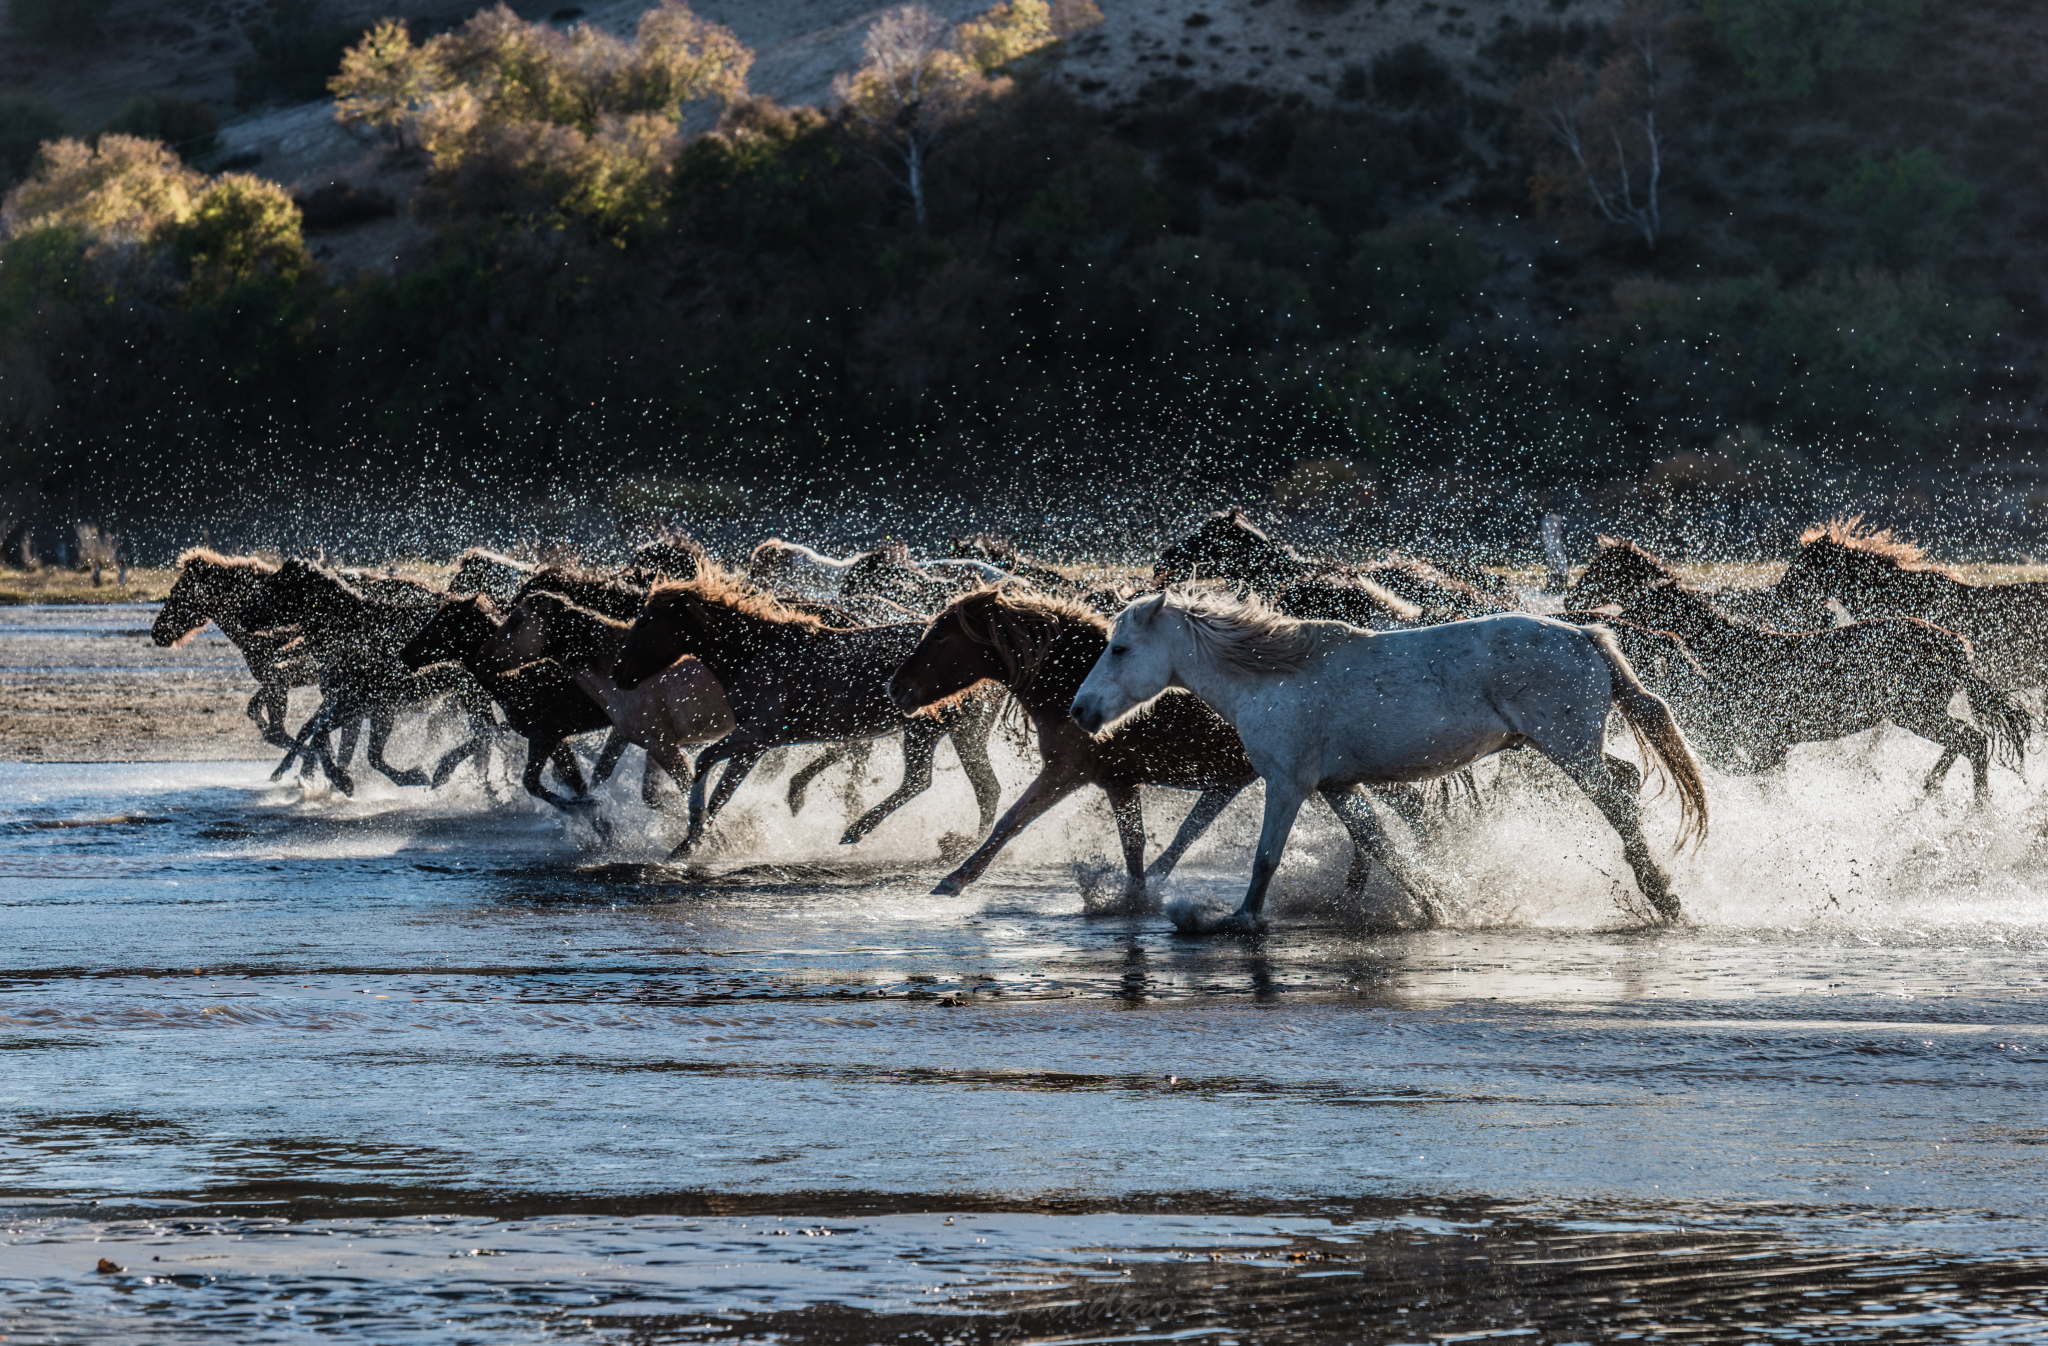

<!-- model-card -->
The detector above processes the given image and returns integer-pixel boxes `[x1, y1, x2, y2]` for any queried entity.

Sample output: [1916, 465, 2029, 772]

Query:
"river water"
[5, 605, 2048, 1342]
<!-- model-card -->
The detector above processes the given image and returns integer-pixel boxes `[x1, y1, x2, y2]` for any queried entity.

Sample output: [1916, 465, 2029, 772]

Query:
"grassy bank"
[0, 567, 178, 604]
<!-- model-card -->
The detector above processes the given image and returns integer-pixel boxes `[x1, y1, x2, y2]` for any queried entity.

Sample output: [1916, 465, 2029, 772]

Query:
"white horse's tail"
[1587, 626, 1710, 852]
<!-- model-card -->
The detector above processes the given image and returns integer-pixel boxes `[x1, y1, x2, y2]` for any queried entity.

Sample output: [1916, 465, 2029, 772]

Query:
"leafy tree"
[174, 175, 309, 289]
[1516, 1, 1673, 249]
[1345, 216, 1491, 338]
[1826, 147, 1975, 265]
[1705, 0, 1922, 97]
[1, 135, 206, 245]
[331, 19, 437, 144]
[833, 7, 1002, 231]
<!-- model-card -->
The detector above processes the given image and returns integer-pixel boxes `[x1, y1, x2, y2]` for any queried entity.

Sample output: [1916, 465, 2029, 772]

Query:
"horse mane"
[452, 546, 532, 570]
[1797, 516, 1945, 572]
[750, 537, 853, 570]
[1588, 536, 1692, 589]
[953, 585, 1107, 682]
[1158, 586, 1320, 675]
[648, 564, 827, 633]
[176, 547, 276, 573]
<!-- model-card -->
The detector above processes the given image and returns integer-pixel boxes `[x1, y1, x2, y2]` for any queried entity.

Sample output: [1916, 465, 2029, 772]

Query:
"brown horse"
[887, 587, 1445, 925]
[398, 593, 625, 807]
[1569, 538, 2029, 798]
[152, 549, 321, 750]
[240, 560, 492, 794]
[609, 568, 1004, 860]
[1776, 517, 2048, 689]
[447, 548, 537, 605]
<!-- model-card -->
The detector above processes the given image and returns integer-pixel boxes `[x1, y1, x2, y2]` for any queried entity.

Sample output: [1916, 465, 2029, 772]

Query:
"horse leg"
[1144, 784, 1245, 886]
[273, 701, 329, 781]
[366, 708, 430, 788]
[1170, 777, 1308, 937]
[334, 714, 362, 777]
[431, 736, 482, 788]
[933, 767, 1088, 896]
[1893, 703, 1988, 802]
[1102, 781, 1148, 908]
[315, 711, 356, 797]
[843, 724, 940, 845]
[591, 730, 630, 788]
[670, 747, 765, 860]
[1549, 750, 1680, 923]
[786, 745, 845, 816]
[249, 680, 295, 749]
[520, 734, 595, 810]
[945, 698, 1006, 835]
[550, 743, 589, 797]
[1320, 787, 1442, 931]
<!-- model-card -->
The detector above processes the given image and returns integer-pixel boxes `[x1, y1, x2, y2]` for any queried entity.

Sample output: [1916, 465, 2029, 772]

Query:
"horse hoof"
[1167, 900, 1266, 938]
[930, 874, 968, 897]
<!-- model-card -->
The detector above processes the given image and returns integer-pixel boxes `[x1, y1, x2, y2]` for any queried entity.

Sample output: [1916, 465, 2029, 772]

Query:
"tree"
[331, 18, 438, 144]
[1706, 0, 1921, 97]
[1515, 1, 1673, 250]
[832, 6, 1003, 231]
[175, 174, 309, 289]
[1, 135, 206, 245]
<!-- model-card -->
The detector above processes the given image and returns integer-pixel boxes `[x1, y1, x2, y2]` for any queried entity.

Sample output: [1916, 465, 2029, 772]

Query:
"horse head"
[614, 588, 704, 690]
[1154, 509, 1299, 590]
[153, 557, 225, 646]
[1070, 592, 1176, 735]
[238, 557, 337, 632]
[399, 593, 498, 671]
[1564, 538, 1680, 609]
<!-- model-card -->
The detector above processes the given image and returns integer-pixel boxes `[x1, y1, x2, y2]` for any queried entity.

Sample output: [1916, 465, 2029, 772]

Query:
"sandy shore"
[0, 606, 300, 763]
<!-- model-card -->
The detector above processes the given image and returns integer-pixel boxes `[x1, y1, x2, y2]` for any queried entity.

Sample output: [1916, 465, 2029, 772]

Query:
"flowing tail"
[1964, 674, 2031, 773]
[1587, 627, 1710, 852]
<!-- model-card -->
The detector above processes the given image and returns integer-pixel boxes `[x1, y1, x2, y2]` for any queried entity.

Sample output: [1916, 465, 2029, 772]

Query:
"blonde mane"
[176, 547, 276, 573]
[649, 562, 827, 631]
[1798, 515, 1942, 571]
[1157, 586, 1320, 676]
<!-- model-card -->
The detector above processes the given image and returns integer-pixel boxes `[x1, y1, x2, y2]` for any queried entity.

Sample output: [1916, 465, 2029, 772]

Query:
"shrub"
[6, 0, 109, 42]
[0, 99, 63, 193]
[1704, 0, 1922, 97]
[1, 136, 205, 244]
[102, 96, 222, 162]
[1370, 41, 1455, 106]
[1022, 144, 1173, 262]
[1209, 198, 1337, 274]
[1279, 112, 1416, 234]
[174, 175, 308, 288]
[1345, 215, 1491, 337]
[1826, 147, 1975, 265]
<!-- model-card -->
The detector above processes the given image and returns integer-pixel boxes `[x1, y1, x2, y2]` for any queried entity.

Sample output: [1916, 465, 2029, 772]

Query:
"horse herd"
[149, 511, 2048, 935]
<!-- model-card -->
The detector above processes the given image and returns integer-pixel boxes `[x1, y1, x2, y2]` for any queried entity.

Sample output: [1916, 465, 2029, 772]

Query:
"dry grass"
[0, 567, 179, 605]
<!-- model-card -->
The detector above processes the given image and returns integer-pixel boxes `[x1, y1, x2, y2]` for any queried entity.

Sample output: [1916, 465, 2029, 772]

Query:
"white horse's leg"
[1172, 778, 1307, 936]
[1319, 787, 1443, 930]
[1143, 784, 1246, 886]
[1549, 749, 1681, 923]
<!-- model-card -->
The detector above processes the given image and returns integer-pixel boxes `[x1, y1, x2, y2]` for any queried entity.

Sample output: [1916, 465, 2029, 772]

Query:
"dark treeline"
[2, 0, 2044, 545]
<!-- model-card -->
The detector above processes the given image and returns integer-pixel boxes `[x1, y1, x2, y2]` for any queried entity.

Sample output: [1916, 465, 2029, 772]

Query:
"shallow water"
[6, 726, 2048, 1342]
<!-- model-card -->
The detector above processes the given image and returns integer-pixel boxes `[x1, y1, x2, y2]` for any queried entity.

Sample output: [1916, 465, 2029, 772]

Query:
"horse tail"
[1964, 673, 2031, 773]
[1586, 626, 1710, 852]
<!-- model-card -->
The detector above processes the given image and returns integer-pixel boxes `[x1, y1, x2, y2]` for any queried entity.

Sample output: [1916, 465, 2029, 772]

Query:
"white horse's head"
[1069, 593, 1179, 734]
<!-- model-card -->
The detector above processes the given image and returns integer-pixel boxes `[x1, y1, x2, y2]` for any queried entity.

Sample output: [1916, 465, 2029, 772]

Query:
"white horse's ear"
[1137, 593, 1165, 628]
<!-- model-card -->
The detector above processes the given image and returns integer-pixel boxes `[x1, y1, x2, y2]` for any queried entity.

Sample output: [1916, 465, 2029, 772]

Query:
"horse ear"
[1136, 593, 1165, 628]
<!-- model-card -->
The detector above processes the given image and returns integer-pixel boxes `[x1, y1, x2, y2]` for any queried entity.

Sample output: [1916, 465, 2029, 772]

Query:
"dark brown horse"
[1776, 517, 2048, 689]
[239, 560, 491, 794]
[610, 569, 1004, 859]
[887, 587, 1444, 923]
[447, 548, 537, 605]
[1155, 509, 1518, 620]
[840, 541, 981, 612]
[399, 593, 621, 807]
[151, 549, 320, 750]
[1570, 538, 2029, 798]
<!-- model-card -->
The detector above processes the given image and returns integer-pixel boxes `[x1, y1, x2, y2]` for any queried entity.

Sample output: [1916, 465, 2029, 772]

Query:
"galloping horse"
[1775, 517, 2048, 689]
[1070, 589, 1709, 934]
[609, 569, 1005, 860]
[1571, 538, 2030, 798]
[151, 549, 321, 749]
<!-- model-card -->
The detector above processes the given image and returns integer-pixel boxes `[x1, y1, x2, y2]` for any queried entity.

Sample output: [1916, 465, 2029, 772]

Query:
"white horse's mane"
[1150, 587, 1321, 676]
[750, 538, 858, 572]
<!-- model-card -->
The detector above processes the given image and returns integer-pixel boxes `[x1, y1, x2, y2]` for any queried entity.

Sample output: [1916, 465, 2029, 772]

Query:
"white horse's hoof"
[1166, 896, 1266, 937]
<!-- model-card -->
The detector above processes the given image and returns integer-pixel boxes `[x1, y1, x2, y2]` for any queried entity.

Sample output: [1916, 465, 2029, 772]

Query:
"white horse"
[1068, 589, 1708, 935]
[747, 539, 859, 602]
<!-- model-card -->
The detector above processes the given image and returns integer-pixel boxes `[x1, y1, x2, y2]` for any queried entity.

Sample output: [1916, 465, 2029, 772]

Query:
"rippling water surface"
[7, 690, 2048, 1339]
